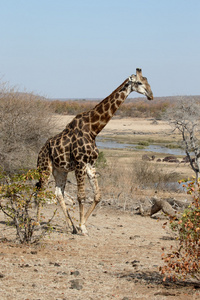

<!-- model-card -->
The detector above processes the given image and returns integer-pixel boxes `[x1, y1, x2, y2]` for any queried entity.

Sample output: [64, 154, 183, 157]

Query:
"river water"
[96, 139, 186, 156]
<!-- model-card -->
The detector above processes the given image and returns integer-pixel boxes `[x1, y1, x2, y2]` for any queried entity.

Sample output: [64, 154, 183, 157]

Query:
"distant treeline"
[48, 96, 200, 119]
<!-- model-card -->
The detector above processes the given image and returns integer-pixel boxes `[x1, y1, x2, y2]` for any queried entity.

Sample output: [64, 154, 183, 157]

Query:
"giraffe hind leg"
[75, 164, 101, 235]
[53, 169, 78, 234]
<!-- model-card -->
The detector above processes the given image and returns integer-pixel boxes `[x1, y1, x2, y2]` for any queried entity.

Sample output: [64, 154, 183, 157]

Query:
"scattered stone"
[129, 235, 140, 240]
[70, 270, 80, 276]
[30, 250, 37, 255]
[131, 260, 140, 266]
[154, 291, 176, 296]
[49, 262, 61, 267]
[57, 271, 68, 275]
[0, 273, 5, 278]
[19, 264, 30, 268]
[54, 262, 61, 267]
[69, 279, 83, 290]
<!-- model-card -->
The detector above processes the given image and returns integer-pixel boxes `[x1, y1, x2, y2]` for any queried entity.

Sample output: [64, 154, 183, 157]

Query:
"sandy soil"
[0, 116, 199, 299]
[52, 115, 172, 135]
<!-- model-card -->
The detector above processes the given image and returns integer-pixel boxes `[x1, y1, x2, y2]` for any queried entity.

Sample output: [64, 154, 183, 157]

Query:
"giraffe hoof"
[79, 225, 88, 236]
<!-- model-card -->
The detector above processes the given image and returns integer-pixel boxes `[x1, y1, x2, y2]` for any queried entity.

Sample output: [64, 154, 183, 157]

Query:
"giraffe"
[36, 68, 153, 235]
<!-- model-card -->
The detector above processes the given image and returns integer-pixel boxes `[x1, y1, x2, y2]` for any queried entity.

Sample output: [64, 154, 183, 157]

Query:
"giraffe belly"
[53, 160, 76, 172]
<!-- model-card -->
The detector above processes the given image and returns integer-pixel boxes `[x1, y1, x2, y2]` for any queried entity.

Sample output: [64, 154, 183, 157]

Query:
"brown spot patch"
[104, 102, 110, 111]
[114, 92, 119, 99]
[91, 123, 99, 133]
[96, 105, 104, 115]
[120, 92, 125, 100]
[110, 103, 117, 114]
[91, 113, 100, 123]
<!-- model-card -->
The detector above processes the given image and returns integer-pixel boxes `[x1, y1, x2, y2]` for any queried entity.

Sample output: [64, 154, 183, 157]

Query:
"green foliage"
[165, 144, 181, 149]
[138, 141, 149, 146]
[135, 145, 145, 149]
[161, 179, 200, 281]
[95, 151, 107, 168]
[0, 168, 55, 243]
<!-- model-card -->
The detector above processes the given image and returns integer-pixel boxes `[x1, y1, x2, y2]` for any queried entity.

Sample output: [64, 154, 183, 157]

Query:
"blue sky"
[0, 0, 200, 99]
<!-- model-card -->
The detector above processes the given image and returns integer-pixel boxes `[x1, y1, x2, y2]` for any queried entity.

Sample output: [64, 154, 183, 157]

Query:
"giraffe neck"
[89, 78, 130, 137]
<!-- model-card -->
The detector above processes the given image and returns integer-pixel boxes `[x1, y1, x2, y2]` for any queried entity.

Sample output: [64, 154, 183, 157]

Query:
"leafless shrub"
[132, 161, 179, 191]
[163, 97, 200, 182]
[97, 162, 136, 208]
[0, 83, 53, 173]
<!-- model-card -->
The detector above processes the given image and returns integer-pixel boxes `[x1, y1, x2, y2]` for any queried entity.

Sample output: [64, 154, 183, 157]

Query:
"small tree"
[0, 168, 55, 243]
[161, 179, 200, 281]
[164, 97, 200, 183]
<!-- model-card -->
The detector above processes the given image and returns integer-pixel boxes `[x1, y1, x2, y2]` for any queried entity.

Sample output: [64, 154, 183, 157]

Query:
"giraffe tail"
[35, 141, 52, 198]
[35, 141, 53, 221]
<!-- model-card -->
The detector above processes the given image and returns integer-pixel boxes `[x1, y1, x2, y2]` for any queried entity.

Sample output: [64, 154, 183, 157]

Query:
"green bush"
[138, 141, 150, 146]
[95, 151, 107, 168]
[0, 168, 55, 243]
[161, 179, 200, 281]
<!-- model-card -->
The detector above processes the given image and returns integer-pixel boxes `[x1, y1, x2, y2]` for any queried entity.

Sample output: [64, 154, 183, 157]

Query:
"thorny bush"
[0, 168, 55, 243]
[160, 179, 200, 281]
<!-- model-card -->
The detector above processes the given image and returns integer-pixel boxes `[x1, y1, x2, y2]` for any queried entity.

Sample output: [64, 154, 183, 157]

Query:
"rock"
[163, 155, 178, 162]
[70, 270, 80, 276]
[142, 154, 151, 161]
[69, 279, 83, 290]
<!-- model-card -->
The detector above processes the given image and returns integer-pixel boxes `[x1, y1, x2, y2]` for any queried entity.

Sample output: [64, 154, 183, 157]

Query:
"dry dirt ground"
[0, 116, 199, 299]
[0, 204, 199, 300]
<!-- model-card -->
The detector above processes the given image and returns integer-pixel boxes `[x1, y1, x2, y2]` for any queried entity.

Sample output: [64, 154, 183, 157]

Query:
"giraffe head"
[128, 68, 153, 100]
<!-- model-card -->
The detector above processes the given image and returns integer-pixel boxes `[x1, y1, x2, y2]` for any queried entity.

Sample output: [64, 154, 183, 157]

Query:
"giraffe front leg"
[84, 164, 101, 223]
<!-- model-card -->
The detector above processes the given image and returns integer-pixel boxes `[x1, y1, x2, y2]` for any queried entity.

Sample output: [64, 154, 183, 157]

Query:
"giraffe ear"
[136, 68, 142, 80]
[129, 74, 136, 82]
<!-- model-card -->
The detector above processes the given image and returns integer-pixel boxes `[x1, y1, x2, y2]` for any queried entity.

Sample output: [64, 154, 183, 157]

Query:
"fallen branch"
[138, 196, 190, 218]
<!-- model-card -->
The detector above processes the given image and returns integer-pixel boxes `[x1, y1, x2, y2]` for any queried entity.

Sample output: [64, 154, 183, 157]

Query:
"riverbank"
[52, 114, 193, 181]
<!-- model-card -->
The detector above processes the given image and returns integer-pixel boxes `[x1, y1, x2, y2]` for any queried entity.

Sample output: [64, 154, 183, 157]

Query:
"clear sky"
[0, 0, 200, 99]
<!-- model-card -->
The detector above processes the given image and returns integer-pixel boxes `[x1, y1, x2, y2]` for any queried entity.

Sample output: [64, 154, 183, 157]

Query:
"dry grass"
[49, 98, 171, 119]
